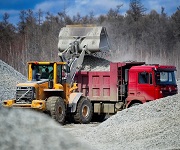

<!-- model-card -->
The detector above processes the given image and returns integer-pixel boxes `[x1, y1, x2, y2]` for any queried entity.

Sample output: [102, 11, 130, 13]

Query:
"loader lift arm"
[58, 36, 90, 85]
[58, 25, 110, 86]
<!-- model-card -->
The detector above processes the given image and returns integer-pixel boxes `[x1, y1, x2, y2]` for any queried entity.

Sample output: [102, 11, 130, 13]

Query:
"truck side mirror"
[155, 72, 160, 82]
[156, 72, 160, 81]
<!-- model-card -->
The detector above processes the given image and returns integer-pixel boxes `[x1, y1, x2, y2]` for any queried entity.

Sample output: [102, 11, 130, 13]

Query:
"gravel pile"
[0, 108, 93, 150]
[178, 80, 180, 91]
[0, 60, 26, 102]
[1, 59, 180, 150]
[68, 93, 180, 150]
[81, 55, 110, 71]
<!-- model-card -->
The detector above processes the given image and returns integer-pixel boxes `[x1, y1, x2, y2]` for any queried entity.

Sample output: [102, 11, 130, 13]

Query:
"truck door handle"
[130, 93, 134, 95]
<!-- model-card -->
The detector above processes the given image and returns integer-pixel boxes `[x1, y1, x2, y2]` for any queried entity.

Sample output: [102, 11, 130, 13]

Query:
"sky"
[0, 0, 179, 25]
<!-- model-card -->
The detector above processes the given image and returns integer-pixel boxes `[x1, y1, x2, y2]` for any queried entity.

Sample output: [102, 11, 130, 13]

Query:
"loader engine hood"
[16, 79, 49, 103]
[58, 25, 110, 53]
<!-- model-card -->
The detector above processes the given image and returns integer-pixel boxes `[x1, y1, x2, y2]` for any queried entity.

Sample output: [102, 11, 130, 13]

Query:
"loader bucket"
[58, 25, 110, 53]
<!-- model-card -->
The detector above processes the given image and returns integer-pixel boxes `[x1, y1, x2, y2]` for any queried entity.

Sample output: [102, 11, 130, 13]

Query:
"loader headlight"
[27, 87, 33, 89]
[33, 92, 36, 99]
[17, 86, 21, 90]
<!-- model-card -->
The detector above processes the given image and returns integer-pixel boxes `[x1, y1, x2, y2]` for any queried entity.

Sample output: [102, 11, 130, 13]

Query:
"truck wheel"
[46, 96, 66, 124]
[92, 113, 106, 122]
[73, 97, 93, 124]
[130, 103, 141, 107]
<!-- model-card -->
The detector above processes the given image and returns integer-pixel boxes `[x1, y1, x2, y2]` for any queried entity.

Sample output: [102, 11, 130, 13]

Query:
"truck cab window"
[139, 72, 149, 84]
[149, 73, 153, 84]
[155, 71, 176, 85]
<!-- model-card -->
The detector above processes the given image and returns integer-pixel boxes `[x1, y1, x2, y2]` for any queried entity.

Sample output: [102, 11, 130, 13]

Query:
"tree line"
[0, 0, 180, 78]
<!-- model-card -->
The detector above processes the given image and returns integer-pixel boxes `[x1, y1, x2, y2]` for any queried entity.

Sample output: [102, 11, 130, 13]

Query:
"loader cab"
[28, 61, 68, 85]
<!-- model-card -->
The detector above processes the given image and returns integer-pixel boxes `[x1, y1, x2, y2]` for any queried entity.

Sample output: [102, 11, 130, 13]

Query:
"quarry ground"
[1, 59, 180, 150]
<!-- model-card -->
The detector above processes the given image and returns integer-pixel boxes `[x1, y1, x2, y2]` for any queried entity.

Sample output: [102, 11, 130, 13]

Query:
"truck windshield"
[155, 71, 176, 85]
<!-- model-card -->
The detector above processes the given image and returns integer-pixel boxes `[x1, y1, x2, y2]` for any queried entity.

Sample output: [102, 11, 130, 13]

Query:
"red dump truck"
[75, 61, 178, 120]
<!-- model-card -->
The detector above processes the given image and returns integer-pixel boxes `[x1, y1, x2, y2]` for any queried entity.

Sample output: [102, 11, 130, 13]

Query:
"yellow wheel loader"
[3, 25, 110, 124]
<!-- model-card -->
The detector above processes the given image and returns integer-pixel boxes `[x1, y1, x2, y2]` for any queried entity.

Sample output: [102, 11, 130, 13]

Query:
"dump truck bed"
[75, 61, 145, 102]
[75, 71, 114, 101]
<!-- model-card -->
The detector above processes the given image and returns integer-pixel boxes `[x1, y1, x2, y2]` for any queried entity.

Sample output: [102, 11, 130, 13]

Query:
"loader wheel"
[46, 96, 66, 124]
[73, 97, 93, 124]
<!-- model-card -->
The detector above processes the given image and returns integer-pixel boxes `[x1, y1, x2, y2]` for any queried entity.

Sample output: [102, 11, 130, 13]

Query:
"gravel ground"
[0, 59, 180, 150]
[63, 81, 180, 150]
[64, 92, 180, 150]
[0, 108, 93, 150]
[0, 60, 26, 102]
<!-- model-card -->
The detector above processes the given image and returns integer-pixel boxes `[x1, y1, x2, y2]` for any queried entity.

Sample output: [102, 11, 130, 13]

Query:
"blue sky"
[0, 0, 179, 25]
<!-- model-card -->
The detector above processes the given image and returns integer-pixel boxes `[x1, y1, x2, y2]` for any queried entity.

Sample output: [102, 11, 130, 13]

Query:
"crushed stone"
[1, 59, 180, 150]
[81, 55, 110, 71]
[65, 93, 180, 150]
[0, 60, 26, 102]
[0, 108, 93, 150]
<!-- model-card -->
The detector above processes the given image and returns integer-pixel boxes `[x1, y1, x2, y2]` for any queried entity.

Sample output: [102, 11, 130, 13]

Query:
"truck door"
[137, 72, 155, 101]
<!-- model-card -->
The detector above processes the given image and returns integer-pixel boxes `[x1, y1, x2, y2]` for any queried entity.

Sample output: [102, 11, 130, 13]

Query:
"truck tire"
[46, 96, 66, 124]
[91, 113, 106, 122]
[130, 103, 141, 107]
[73, 97, 93, 124]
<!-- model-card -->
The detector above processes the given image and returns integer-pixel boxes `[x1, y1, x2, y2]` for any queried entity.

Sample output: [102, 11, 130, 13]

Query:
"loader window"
[57, 65, 62, 83]
[31, 64, 53, 80]
[40, 65, 53, 79]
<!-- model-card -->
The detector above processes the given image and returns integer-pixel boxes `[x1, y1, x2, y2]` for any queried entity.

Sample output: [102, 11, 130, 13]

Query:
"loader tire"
[46, 96, 66, 124]
[73, 97, 93, 124]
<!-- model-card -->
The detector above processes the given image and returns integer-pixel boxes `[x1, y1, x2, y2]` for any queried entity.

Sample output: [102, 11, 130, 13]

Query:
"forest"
[0, 0, 180, 78]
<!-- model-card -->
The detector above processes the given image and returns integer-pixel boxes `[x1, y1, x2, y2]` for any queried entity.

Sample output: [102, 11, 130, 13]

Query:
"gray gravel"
[0, 108, 93, 150]
[64, 90, 180, 150]
[1, 59, 180, 150]
[0, 60, 26, 101]
[81, 55, 110, 71]
[0, 59, 94, 150]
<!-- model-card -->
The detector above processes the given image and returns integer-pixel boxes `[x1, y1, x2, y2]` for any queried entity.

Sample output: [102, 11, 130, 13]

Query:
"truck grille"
[162, 90, 177, 97]
[16, 87, 35, 103]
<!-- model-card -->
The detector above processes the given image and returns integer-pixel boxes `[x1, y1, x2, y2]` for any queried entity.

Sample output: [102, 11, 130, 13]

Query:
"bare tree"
[127, 0, 146, 21]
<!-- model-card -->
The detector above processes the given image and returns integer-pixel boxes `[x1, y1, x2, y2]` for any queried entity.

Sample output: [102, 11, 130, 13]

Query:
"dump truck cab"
[127, 64, 178, 107]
